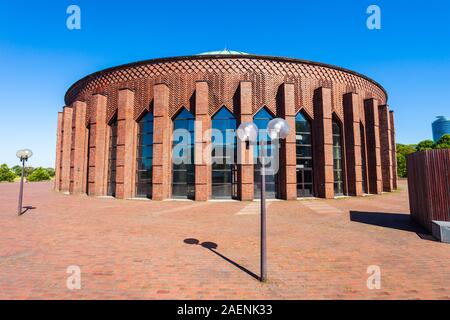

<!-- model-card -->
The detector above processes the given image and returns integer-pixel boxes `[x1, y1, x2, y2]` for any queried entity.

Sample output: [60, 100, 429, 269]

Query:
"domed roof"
[196, 49, 250, 56]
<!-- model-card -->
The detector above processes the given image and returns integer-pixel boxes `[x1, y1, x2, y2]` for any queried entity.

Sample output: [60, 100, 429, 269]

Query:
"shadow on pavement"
[19, 206, 36, 216]
[183, 238, 260, 281]
[349, 211, 435, 240]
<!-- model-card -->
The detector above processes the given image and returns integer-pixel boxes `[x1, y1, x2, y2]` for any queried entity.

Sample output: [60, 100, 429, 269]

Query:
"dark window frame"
[211, 107, 237, 199]
[172, 108, 195, 199]
[295, 111, 314, 197]
[107, 115, 118, 197]
[135, 111, 154, 199]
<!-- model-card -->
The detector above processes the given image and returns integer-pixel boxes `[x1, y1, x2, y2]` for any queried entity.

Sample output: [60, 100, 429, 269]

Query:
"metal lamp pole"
[260, 139, 267, 282]
[16, 149, 33, 216]
[17, 157, 26, 215]
[238, 120, 288, 283]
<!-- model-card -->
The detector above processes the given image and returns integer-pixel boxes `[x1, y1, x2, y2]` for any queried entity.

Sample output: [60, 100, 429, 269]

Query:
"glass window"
[360, 122, 368, 194]
[135, 111, 153, 198]
[296, 112, 314, 197]
[253, 107, 278, 199]
[172, 108, 195, 199]
[107, 116, 118, 197]
[333, 119, 344, 196]
[212, 107, 237, 199]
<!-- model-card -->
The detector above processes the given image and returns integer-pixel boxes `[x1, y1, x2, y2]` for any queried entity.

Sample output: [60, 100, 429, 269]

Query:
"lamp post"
[16, 149, 33, 215]
[237, 118, 289, 282]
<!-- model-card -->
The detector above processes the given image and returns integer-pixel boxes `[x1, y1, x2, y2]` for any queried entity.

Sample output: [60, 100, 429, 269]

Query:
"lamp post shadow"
[183, 238, 260, 281]
[19, 206, 36, 216]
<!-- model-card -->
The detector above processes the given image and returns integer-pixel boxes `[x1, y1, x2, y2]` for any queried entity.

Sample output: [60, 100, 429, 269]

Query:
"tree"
[27, 167, 51, 182]
[416, 139, 434, 151]
[45, 167, 55, 177]
[11, 165, 22, 177]
[24, 166, 35, 177]
[396, 144, 416, 155]
[396, 143, 416, 178]
[0, 164, 17, 182]
[434, 134, 450, 149]
[396, 153, 407, 178]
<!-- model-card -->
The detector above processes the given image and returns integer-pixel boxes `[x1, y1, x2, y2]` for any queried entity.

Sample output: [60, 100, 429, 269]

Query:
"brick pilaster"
[152, 83, 171, 200]
[389, 110, 397, 189]
[238, 81, 254, 201]
[313, 87, 334, 198]
[93, 94, 108, 196]
[60, 107, 73, 193]
[54, 112, 63, 191]
[279, 83, 297, 200]
[364, 98, 382, 194]
[343, 92, 363, 196]
[194, 81, 211, 201]
[379, 105, 393, 192]
[71, 101, 88, 194]
[115, 89, 136, 199]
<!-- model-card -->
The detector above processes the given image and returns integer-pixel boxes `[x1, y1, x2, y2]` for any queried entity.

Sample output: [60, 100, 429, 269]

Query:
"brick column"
[389, 110, 398, 189]
[279, 83, 297, 200]
[238, 81, 254, 201]
[194, 81, 211, 201]
[313, 87, 334, 198]
[364, 98, 382, 194]
[60, 107, 73, 193]
[93, 94, 108, 196]
[152, 83, 171, 200]
[115, 89, 136, 199]
[343, 93, 363, 196]
[379, 104, 393, 192]
[54, 112, 63, 191]
[70, 101, 88, 194]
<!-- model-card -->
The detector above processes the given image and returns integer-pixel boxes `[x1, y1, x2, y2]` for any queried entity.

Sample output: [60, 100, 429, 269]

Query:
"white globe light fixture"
[267, 118, 290, 140]
[237, 122, 258, 143]
[16, 149, 33, 161]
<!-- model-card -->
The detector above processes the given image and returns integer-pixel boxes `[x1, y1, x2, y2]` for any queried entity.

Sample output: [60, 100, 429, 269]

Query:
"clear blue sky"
[0, 0, 449, 167]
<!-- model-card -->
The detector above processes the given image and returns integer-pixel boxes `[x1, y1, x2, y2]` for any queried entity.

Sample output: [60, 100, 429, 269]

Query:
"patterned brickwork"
[64, 56, 387, 123]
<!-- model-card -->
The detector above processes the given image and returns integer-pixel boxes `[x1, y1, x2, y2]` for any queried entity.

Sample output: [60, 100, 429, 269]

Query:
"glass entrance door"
[172, 108, 195, 199]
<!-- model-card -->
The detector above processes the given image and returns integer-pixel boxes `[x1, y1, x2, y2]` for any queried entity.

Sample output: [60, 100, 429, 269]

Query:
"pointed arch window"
[295, 111, 314, 197]
[172, 108, 195, 199]
[107, 115, 118, 197]
[135, 111, 154, 198]
[253, 107, 278, 199]
[332, 118, 344, 196]
[211, 107, 237, 199]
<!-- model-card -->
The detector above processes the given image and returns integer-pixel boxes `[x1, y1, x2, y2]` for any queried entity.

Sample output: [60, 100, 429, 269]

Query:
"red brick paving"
[0, 180, 449, 299]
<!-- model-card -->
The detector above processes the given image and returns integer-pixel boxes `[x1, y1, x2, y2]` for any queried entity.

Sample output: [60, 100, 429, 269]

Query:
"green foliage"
[45, 167, 55, 177]
[0, 164, 17, 182]
[396, 153, 407, 178]
[396, 144, 416, 155]
[416, 140, 434, 151]
[434, 134, 450, 149]
[24, 166, 35, 176]
[396, 135, 450, 177]
[11, 165, 22, 176]
[27, 167, 51, 182]
[396, 143, 416, 178]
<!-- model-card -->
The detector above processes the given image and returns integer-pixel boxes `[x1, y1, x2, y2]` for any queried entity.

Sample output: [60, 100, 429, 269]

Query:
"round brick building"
[54, 50, 397, 201]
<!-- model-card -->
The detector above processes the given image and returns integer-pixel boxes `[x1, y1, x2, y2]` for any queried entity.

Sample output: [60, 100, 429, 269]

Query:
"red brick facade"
[55, 54, 396, 200]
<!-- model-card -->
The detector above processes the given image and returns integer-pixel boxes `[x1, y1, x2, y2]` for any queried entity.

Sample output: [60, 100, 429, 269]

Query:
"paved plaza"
[0, 180, 448, 299]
